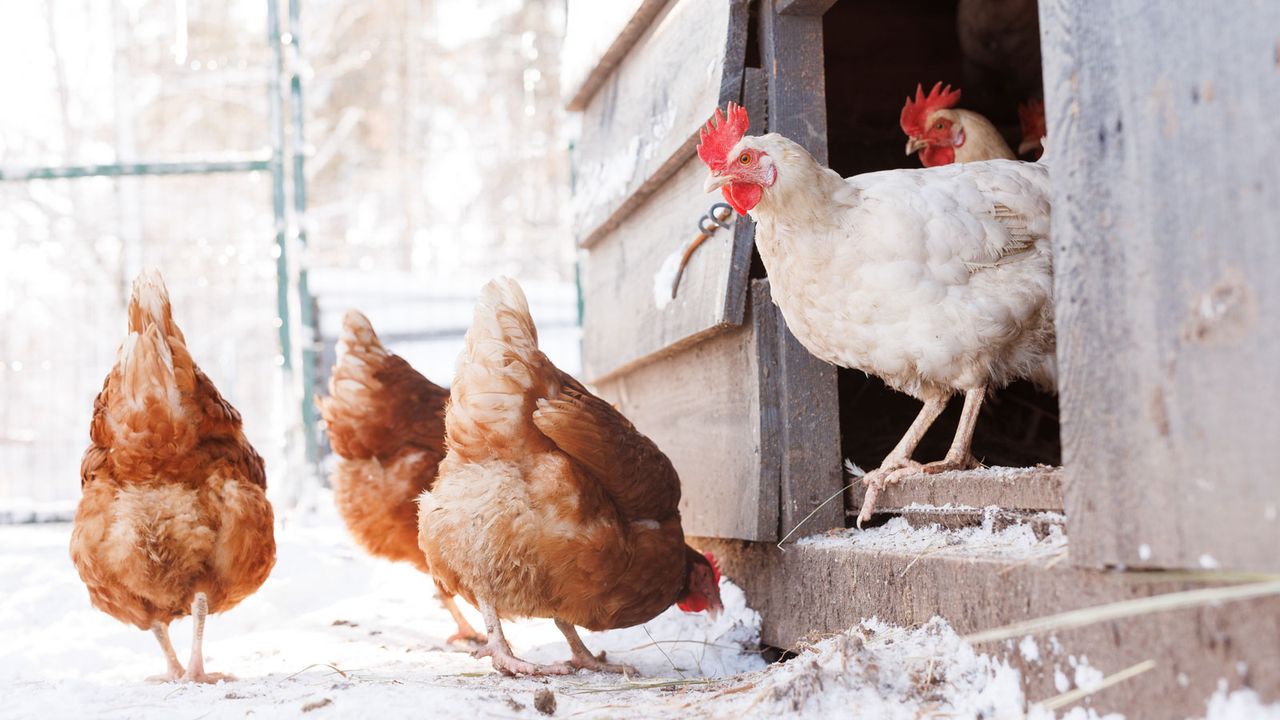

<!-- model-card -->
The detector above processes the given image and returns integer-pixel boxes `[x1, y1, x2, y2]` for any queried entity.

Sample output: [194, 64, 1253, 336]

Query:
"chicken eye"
[934, 121, 945, 130]
[738, 153, 751, 165]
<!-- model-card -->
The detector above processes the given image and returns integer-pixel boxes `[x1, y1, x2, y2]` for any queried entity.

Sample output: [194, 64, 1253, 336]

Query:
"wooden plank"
[581, 157, 745, 381]
[561, 0, 669, 112]
[572, 0, 749, 248]
[849, 466, 1064, 515]
[697, 538, 1280, 716]
[760, 0, 829, 164]
[579, 69, 764, 382]
[593, 283, 779, 541]
[1040, 0, 1280, 571]
[777, 0, 837, 16]
[760, 0, 843, 538]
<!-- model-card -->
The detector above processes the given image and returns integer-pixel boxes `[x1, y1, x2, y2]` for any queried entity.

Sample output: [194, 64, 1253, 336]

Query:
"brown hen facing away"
[70, 269, 276, 683]
[417, 278, 723, 677]
[316, 310, 483, 645]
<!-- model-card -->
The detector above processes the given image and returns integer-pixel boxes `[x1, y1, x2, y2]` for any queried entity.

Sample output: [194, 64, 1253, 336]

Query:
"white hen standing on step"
[677, 103, 1055, 526]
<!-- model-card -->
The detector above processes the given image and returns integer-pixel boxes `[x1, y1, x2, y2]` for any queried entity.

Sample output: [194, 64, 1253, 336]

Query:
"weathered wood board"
[581, 156, 749, 381]
[561, 0, 669, 112]
[594, 282, 781, 541]
[572, 0, 749, 247]
[1040, 0, 1280, 571]
[580, 69, 765, 382]
[760, 0, 843, 535]
[699, 538, 1280, 717]
[849, 465, 1065, 514]
[777, 0, 837, 17]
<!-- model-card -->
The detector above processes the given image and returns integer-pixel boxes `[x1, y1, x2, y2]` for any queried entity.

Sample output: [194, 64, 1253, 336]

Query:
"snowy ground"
[2, 506, 1274, 719]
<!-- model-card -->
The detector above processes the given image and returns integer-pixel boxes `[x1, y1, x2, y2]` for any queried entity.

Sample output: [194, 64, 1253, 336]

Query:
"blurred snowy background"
[0, 0, 578, 518]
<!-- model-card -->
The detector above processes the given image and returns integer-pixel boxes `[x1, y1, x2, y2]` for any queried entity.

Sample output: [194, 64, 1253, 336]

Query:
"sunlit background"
[0, 0, 577, 517]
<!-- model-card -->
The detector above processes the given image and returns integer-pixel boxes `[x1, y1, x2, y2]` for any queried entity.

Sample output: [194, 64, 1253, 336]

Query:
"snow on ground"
[0, 503, 761, 720]
[6, 505, 1256, 719]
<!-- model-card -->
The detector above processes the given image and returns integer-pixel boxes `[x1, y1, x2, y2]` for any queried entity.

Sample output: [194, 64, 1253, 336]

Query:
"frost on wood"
[1201, 681, 1280, 720]
[799, 514, 1068, 561]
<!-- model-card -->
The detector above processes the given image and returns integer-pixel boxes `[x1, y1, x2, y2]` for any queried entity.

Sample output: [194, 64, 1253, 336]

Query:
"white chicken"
[677, 104, 1054, 526]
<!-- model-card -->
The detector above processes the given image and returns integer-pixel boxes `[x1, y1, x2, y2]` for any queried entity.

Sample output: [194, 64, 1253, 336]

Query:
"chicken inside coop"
[670, 0, 1059, 527]
[821, 0, 1059, 522]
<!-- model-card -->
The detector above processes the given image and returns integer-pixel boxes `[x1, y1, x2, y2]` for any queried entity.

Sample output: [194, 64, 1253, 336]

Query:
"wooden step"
[697, 529, 1280, 717]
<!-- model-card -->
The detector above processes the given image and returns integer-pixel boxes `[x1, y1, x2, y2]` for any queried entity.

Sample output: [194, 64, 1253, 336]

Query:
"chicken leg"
[921, 387, 985, 474]
[436, 586, 486, 646]
[147, 622, 185, 682]
[473, 599, 572, 676]
[555, 620, 635, 675]
[182, 592, 231, 683]
[857, 394, 948, 528]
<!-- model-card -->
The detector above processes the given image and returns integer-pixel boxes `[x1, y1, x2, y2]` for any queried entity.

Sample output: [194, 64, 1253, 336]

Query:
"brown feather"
[70, 269, 275, 630]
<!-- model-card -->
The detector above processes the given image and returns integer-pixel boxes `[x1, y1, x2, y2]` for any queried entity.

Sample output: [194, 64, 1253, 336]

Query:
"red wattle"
[722, 182, 763, 214]
[920, 146, 955, 167]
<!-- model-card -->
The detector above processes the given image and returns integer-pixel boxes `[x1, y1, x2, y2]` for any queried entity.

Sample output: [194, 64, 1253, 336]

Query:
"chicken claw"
[472, 644, 574, 677]
[146, 622, 185, 682]
[474, 600, 573, 676]
[856, 460, 923, 529]
[556, 620, 636, 675]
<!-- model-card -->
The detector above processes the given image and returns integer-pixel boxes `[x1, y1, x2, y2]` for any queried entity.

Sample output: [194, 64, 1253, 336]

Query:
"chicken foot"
[473, 599, 573, 676]
[437, 588, 486, 646]
[147, 622, 185, 682]
[856, 394, 948, 528]
[182, 592, 232, 683]
[555, 620, 636, 675]
[921, 387, 985, 474]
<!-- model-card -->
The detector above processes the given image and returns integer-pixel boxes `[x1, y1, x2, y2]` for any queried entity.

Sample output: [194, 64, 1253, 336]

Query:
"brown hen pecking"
[70, 269, 276, 683]
[417, 278, 722, 676]
[317, 310, 484, 645]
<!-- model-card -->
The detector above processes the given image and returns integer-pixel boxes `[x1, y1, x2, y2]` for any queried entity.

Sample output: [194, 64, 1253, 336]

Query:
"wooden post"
[1040, 0, 1280, 571]
[759, 0, 843, 536]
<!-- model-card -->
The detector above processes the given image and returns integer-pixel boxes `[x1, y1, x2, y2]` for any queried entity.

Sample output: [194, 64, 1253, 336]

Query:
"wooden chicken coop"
[564, 0, 1279, 714]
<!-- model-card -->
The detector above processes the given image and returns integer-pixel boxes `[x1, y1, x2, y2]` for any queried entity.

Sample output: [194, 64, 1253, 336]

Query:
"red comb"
[704, 552, 721, 582]
[900, 82, 962, 136]
[697, 103, 749, 171]
[1018, 98, 1046, 138]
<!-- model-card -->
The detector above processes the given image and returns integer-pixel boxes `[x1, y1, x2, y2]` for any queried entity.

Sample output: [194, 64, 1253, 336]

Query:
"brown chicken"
[417, 278, 723, 677]
[317, 310, 483, 644]
[70, 269, 276, 683]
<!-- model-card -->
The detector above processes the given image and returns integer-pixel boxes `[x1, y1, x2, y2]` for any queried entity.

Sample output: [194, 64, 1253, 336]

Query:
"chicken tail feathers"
[127, 267, 185, 343]
[446, 277, 551, 458]
[319, 310, 448, 460]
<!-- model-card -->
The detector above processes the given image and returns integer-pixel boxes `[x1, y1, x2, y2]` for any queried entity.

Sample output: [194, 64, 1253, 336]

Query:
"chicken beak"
[704, 172, 730, 194]
[1017, 137, 1041, 156]
[905, 137, 928, 155]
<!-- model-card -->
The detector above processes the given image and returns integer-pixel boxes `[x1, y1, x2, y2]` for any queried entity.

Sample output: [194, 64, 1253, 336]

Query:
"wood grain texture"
[593, 282, 780, 541]
[561, 0, 669, 112]
[777, 0, 838, 17]
[760, 0, 843, 537]
[849, 465, 1064, 514]
[581, 157, 746, 382]
[1040, 0, 1280, 571]
[760, 0, 829, 164]
[698, 537, 1280, 716]
[580, 69, 765, 382]
[572, 0, 750, 248]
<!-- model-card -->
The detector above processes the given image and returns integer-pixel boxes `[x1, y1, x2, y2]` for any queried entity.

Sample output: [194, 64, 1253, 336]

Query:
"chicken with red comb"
[901, 82, 1015, 166]
[1017, 99, 1047, 159]
[684, 103, 1054, 527]
[418, 278, 723, 676]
